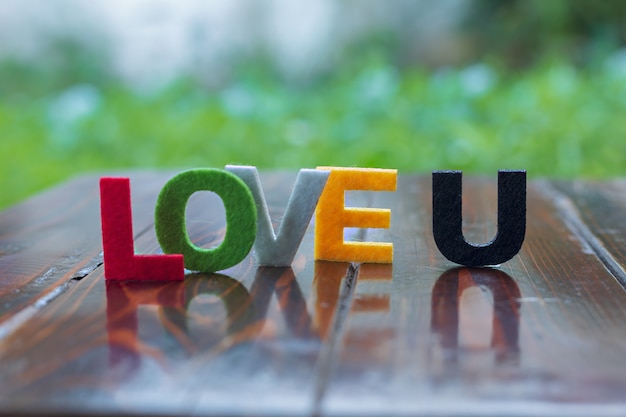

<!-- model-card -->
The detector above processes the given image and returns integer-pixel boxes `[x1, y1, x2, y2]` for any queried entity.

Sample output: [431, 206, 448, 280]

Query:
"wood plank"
[0, 172, 174, 325]
[319, 176, 626, 416]
[0, 172, 356, 417]
[2, 173, 626, 416]
[551, 180, 626, 282]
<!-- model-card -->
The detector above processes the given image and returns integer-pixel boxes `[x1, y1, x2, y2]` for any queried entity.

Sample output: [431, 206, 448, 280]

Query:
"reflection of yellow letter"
[314, 167, 397, 263]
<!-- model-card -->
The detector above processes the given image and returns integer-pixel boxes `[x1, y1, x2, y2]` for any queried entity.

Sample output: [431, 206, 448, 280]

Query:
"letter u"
[432, 170, 526, 266]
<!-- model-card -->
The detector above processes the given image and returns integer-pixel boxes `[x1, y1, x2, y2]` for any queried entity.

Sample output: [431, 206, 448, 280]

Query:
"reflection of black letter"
[431, 267, 521, 364]
[432, 170, 526, 266]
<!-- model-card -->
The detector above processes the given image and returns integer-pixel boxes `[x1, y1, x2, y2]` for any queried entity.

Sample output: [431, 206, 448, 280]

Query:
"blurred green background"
[1, 0, 626, 209]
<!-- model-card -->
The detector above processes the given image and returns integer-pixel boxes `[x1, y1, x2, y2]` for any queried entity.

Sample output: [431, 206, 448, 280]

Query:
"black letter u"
[432, 170, 526, 266]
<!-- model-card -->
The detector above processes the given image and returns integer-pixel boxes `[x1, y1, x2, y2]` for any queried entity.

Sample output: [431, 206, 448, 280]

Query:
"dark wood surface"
[1, 172, 626, 417]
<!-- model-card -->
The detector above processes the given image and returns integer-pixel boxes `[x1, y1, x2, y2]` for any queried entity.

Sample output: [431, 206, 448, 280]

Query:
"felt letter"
[314, 167, 397, 263]
[432, 170, 526, 266]
[226, 165, 329, 266]
[155, 169, 257, 272]
[100, 177, 184, 281]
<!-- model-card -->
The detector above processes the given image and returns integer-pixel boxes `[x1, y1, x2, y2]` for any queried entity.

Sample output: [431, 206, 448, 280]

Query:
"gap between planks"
[536, 181, 626, 291]
[0, 256, 103, 341]
[0, 221, 156, 341]
[312, 262, 360, 417]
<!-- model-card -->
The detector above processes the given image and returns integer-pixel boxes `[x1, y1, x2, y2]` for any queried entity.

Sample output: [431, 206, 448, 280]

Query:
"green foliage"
[466, 0, 626, 67]
[2, 59, 626, 209]
[0, 36, 113, 98]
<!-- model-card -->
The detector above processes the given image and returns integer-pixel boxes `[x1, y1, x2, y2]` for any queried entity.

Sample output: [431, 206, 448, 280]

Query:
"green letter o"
[155, 169, 257, 272]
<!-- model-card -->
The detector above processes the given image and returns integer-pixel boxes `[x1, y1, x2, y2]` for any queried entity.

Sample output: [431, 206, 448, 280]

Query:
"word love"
[100, 166, 526, 281]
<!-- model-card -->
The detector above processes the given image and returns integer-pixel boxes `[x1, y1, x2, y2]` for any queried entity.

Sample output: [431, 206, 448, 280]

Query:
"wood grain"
[1, 172, 626, 416]
[0, 172, 357, 416]
[0, 172, 175, 324]
[551, 180, 626, 284]
[319, 176, 626, 416]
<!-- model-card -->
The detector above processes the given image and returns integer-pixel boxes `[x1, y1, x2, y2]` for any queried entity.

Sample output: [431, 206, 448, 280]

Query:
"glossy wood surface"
[1, 172, 626, 417]
[0, 172, 171, 326]
[552, 180, 626, 284]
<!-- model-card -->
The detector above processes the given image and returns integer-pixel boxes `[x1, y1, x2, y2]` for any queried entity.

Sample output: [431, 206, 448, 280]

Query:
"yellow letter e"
[314, 167, 397, 263]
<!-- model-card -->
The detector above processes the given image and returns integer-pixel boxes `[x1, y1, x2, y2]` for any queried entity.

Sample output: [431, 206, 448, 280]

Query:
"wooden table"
[1, 172, 626, 417]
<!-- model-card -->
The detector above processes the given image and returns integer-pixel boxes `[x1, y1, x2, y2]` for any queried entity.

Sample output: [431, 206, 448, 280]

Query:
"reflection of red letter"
[106, 280, 185, 373]
[100, 177, 184, 281]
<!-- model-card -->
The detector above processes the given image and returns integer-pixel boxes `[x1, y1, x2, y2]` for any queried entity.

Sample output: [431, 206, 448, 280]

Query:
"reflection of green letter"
[185, 274, 258, 335]
[155, 169, 257, 272]
[159, 273, 260, 345]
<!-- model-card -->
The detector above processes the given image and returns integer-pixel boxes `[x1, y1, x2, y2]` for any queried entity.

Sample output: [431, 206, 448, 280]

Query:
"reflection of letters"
[106, 274, 257, 376]
[161, 274, 259, 346]
[343, 263, 395, 351]
[431, 267, 521, 364]
[313, 261, 352, 340]
[351, 264, 392, 313]
[106, 280, 185, 372]
[250, 267, 317, 340]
